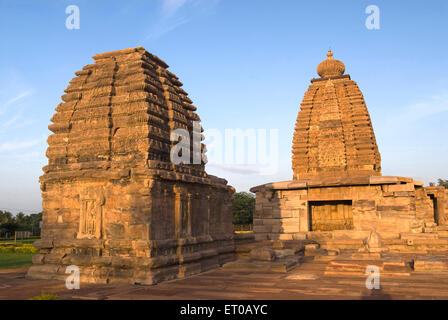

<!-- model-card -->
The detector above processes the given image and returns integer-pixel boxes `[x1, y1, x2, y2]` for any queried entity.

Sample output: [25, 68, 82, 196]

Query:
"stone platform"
[222, 240, 305, 273]
[324, 255, 412, 277]
[4, 251, 448, 300]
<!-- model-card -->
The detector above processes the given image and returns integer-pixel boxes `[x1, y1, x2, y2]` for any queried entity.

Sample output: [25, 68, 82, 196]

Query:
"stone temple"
[251, 50, 448, 251]
[27, 47, 448, 287]
[27, 47, 235, 285]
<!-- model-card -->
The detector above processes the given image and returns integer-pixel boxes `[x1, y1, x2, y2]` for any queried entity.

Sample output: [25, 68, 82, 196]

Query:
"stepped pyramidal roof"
[292, 50, 381, 180]
[45, 47, 208, 181]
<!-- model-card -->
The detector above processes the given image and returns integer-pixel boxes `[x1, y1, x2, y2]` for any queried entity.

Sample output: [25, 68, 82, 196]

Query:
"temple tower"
[251, 50, 445, 242]
[28, 47, 235, 285]
[292, 50, 381, 180]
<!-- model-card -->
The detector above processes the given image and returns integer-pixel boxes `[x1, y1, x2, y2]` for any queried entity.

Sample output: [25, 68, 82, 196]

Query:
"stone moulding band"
[32, 236, 235, 270]
[40, 169, 231, 190]
[311, 74, 351, 83]
[250, 176, 424, 192]
[34, 234, 235, 250]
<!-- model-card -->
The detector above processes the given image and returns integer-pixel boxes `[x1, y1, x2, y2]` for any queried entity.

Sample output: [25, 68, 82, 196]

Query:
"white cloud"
[4, 90, 33, 106]
[207, 163, 262, 174]
[161, 0, 189, 17]
[398, 92, 448, 123]
[0, 139, 43, 153]
[2, 109, 24, 128]
[10, 151, 42, 161]
[147, 0, 220, 40]
[0, 88, 34, 117]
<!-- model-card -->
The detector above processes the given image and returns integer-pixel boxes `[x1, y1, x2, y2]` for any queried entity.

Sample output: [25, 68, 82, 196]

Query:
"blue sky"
[0, 0, 447, 213]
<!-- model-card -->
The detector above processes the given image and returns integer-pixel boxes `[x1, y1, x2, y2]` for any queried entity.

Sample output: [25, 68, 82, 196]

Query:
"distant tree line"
[232, 192, 255, 226]
[0, 210, 42, 237]
[429, 179, 448, 188]
[437, 179, 448, 189]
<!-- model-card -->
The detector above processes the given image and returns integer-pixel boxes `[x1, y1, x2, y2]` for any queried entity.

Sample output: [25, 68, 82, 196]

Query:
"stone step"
[318, 239, 364, 250]
[400, 233, 439, 240]
[222, 256, 302, 273]
[304, 243, 320, 251]
[272, 240, 306, 253]
[314, 255, 338, 262]
[324, 256, 412, 277]
[235, 252, 250, 259]
[413, 256, 448, 272]
[305, 248, 327, 257]
[324, 270, 411, 277]
[436, 231, 448, 238]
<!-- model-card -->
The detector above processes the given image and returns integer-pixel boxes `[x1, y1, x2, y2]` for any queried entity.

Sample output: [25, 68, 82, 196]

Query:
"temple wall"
[444, 189, 448, 224]
[28, 47, 236, 285]
[423, 186, 448, 226]
[253, 180, 440, 241]
[31, 170, 235, 285]
[41, 178, 151, 241]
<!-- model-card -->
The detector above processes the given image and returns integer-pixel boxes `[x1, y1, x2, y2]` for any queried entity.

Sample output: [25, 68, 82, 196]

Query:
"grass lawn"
[0, 239, 38, 244]
[0, 253, 34, 269]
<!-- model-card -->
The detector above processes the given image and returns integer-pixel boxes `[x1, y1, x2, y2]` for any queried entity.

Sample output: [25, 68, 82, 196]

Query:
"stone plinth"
[325, 254, 411, 277]
[27, 47, 235, 285]
[250, 176, 444, 247]
[222, 240, 304, 273]
[414, 256, 448, 272]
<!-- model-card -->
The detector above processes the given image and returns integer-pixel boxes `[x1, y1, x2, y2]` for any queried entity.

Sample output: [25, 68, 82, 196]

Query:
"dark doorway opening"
[429, 194, 439, 225]
[309, 200, 353, 231]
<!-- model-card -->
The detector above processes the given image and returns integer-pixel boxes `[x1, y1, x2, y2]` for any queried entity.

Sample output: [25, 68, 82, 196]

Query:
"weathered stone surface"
[325, 254, 411, 277]
[292, 50, 381, 180]
[351, 253, 382, 260]
[327, 250, 339, 256]
[414, 256, 448, 272]
[305, 243, 319, 251]
[273, 249, 295, 259]
[250, 50, 448, 254]
[27, 47, 235, 285]
[358, 230, 388, 253]
[285, 274, 319, 280]
[250, 248, 276, 261]
[221, 257, 300, 273]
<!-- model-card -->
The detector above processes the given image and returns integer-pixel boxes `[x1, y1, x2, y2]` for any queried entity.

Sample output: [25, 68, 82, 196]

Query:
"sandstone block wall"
[28, 47, 235, 285]
[252, 51, 447, 248]
[251, 177, 441, 242]
[422, 186, 448, 225]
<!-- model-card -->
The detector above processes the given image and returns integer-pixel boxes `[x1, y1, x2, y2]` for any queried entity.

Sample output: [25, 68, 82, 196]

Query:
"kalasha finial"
[317, 49, 345, 78]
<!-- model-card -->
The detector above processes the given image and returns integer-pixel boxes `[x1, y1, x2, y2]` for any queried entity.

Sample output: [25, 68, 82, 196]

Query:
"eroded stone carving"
[77, 187, 105, 239]
[292, 50, 381, 180]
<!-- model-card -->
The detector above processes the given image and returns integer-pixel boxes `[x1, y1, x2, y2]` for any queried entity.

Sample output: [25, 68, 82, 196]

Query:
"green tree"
[232, 192, 255, 225]
[29, 212, 43, 235]
[0, 210, 42, 236]
[438, 179, 448, 189]
[0, 222, 19, 234]
[0, 211, 13, 225]
[15, 212, 31, 230]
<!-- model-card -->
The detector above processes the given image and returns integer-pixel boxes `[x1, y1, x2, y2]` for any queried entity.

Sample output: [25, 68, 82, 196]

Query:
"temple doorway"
[429, 194, 439, 225]
[309, 200, 353, 231]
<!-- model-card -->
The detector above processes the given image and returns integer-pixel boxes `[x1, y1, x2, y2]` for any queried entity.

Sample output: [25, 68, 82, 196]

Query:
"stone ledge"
[250, 176, 420, 193]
